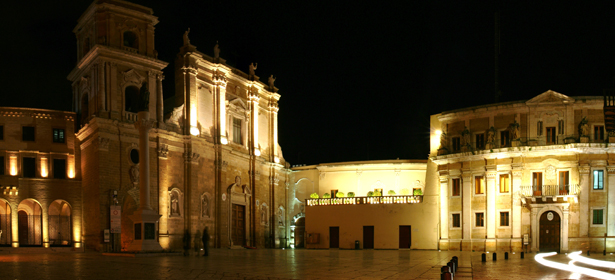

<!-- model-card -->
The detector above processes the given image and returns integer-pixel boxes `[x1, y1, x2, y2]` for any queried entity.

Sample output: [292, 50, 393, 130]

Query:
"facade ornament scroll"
[579, 166, 591, 175]
[268, 100, 279, 113]
[485, 172, 497, 179]
[213, 71, 227, 86]
[319, 171, 326, 180]
[512, 170, 523, 178]
[98, 137, 110, 151]
[545, 165, 557, 181]
[157, 144, 169, 158]
[183, 148, 200, 164]
[607, 166, 615, 173]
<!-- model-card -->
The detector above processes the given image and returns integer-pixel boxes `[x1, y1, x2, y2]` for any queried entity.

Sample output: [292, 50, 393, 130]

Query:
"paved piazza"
[3, 249, 615, 279]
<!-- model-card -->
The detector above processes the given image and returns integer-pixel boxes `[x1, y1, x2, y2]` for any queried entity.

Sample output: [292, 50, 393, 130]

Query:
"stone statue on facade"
[214, 41, 220, 59]
[487, 127, 496, 144]
[461, 127, 471, 147]
[261, 206, 266, 225]
[201, 195, 209, 218]
[439, 130, 447, 150]
[171, 192, 179, 215]
[579, 117, 589, 137]
[278, 208, 284, 226]
[183, 28, 190, 45]
[268, 75, 276, 89]
[249, 63, 257, 77]
[509, 120, 520, 140]
[138, 82, 150, 112]
[129, 164, 139, 184]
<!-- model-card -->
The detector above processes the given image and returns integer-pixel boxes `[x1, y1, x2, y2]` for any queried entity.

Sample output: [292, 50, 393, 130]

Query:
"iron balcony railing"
[306, 195, 422, 207]
[519, 184, 580, 197]
[446, 134, 607, 154]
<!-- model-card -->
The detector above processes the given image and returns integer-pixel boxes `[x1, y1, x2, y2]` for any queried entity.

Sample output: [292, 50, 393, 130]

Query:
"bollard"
[505, 252, 508, 260]
[447, 261, 455, 276]
[604, 250, 606, 256]
[452, 256, 458, 269]
[449, 258, 456, 273]
[482, 253, 486, 262]
[441, 266, 451, 275]
[440, 271, 452, 280]
[521, 252, 524, 259]
[587, 251, 590, 256]
[493, 252, 497, 261]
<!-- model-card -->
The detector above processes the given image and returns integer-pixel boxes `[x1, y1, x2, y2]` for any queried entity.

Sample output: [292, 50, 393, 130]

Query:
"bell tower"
[68, 0, 167, 126]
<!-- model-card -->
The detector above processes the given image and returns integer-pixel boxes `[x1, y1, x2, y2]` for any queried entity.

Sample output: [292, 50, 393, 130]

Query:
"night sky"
[2, 1, 615, 165]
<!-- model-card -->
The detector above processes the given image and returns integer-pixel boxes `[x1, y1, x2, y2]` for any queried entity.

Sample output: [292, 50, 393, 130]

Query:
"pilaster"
[511, 168, 523, 251]
[579, 165, 590, 237]
[439, 171, 449, 250]
[485, 170, 497, 251]
[461, 170, 472, 251]
[608, 166, 615, 237]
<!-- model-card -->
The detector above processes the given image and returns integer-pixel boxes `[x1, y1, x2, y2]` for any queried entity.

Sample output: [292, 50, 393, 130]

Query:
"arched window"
[123, 31, 138, 49]
[125, 86, 139, 113]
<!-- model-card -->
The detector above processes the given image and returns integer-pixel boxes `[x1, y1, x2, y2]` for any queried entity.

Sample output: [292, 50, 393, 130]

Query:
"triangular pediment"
[122, 69, 144, 85]
[228, 98, 248, 110]
[526, 90, 574, 104]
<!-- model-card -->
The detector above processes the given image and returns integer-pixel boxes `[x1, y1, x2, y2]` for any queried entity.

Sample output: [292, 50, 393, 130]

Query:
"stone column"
[11, 202, 18, 248]
[608, 166, 615, 251]
[461, 171, 472, 251]
[531, 207, 538, 252]
[511, 169, 523, 251]
[269, 101, 279, 163]
[127, 111, 162, 252]
[439, 172, 449, 250]
[214, 71, 227, 143]
[249, 86, 260, 156]
[486, 170, 497, 251]
[579, 165, 590, 238]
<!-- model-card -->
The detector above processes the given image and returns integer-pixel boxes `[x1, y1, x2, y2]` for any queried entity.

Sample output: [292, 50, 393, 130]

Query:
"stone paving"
[2, 248, 615, 279]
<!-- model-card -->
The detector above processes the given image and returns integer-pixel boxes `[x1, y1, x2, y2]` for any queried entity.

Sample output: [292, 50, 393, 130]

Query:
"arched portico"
[48, 200, 72, 246]
[17, 199, 43, 246]
[531, 203, 569, 253]
[0, 199, 12, 246]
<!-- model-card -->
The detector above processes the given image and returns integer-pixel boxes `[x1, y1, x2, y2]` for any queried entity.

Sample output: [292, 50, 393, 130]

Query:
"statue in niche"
[268, 75, 276, 89]
[214, 41, 220, 59]
[201, 195, 209, 218]
[183, 28, 190, 45]
[249, 63, 257, 77]
[261, 206, 267, 225]
[138, 82, 150, 112]
[129, 165, 139, 184]
[461, 127, 470, 147]
[170, 191, 179, 216]
[487, 127, 496, 144]
[278, 208, 284, 226]
[579, 117, 589, 137]
[509, 120, 520, 140]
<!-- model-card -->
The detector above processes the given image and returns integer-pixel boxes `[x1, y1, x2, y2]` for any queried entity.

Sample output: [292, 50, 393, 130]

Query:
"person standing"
[202, 227, 210, 256]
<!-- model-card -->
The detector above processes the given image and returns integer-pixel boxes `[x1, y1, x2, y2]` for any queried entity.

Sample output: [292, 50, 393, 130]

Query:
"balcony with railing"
[306, 195, 423, 207]
[445, 134, 606, 155]
[519, 184, 580, 197]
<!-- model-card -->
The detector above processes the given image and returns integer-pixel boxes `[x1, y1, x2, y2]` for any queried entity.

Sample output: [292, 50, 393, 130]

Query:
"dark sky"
[2, 1, 615, 165]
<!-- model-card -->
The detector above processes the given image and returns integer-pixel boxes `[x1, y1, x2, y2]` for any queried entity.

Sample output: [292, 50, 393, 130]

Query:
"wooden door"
[539, 211, 560, 253]
[295, 218, 305, 248]
[399, 226, 411, 248]
[329, 227, 339, 248]
[232, 204, 245, 246]
[18, 211, 28, 245]
[546, 127, 556, 144]
[363, 226, 374, 249]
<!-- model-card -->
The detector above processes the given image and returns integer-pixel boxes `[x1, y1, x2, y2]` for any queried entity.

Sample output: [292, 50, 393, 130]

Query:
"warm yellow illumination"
[9, 155, 17, 176]
[435, 130, 442, 136]
[274, 157, 280, 163]
[190, 103, 197, 128]
[40, 158, 48, 178]
[254, 148, 261, 156]
[190, 126, 200, 136]
[220, 136, 228, 145]
[68, 168, 75, 179]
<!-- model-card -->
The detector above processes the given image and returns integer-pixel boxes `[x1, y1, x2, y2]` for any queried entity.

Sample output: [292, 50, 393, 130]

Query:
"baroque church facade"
[67, 0, 289, 251]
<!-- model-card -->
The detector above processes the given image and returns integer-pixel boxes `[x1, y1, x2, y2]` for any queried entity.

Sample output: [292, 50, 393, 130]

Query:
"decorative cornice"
[157, 144, 168, 159]
[579, 166, 591, 175]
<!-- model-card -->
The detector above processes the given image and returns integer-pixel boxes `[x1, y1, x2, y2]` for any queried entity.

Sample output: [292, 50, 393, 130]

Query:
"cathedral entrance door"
[295, 217, 305, 248]
[18, 211, 28, 245]
[232, 204, 245, 246]
[539, 211, 560, 253]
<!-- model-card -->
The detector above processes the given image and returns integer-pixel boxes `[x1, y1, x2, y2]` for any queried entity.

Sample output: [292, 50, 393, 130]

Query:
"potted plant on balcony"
[413, 189, 423, 196]
[367, 191, 374, 197]
[347, 192, 355, 197]
[388, 190, 396, 196]
[323, 193, 331, 198]
[373, 190, 382, 197]
[336, 192, 345, 198]
[400, 188, 410, 195]
[310, 193, 319, 199]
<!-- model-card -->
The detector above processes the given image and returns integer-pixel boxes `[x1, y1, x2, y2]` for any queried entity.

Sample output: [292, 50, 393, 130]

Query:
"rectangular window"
[0, 156, 4, 175]
[22, 126, 35, 142]
[0, 125, 3, 140]
[53, 128, 65, 143]
[558, 120, 564, 135]
[533, 172, 543, 192]
[500, 212, 509, 226]
[537, 121, 543, 136]
[595, 125, 605, 141]
[53, 159, 67, 179]
[593, 170, 604, 190]
[452, 178, 460, 196]
[452, 214, 461, 228]
[546, 127, 556, 144]
[23, 157, 36, 178]
[452, 137, 461, 151]
[475, 213, 484, 227]
[499, 174, 510, 193]
[475, 133, 485, 150]
[232, 118, 242, 144]
[559, 171, 569, 193]
[500, 130, 509, 147]
[593, 209, 604, 225]
[475, 176, 485, 195]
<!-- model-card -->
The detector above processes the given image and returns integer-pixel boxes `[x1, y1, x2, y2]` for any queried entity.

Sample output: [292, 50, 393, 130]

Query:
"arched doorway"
[48, 200, 72, 246]
[295, 217, 305, 248]
[0, 199, 12, 246]
[539, 210, 560, 253]
[17, 199, 42, 246]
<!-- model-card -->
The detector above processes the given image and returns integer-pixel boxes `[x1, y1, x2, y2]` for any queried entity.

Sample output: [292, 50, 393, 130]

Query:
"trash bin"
[355, 240, 360, 249]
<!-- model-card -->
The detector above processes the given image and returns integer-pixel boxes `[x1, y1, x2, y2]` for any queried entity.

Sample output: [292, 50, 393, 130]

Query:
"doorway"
[363, 226, 374, 249]
[329, 227, 339, 248]
[399, 225, 411, 248]
[232, 204, 245, 246]
[539, 211, 560, 253]
[295, 217, 305, 248]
